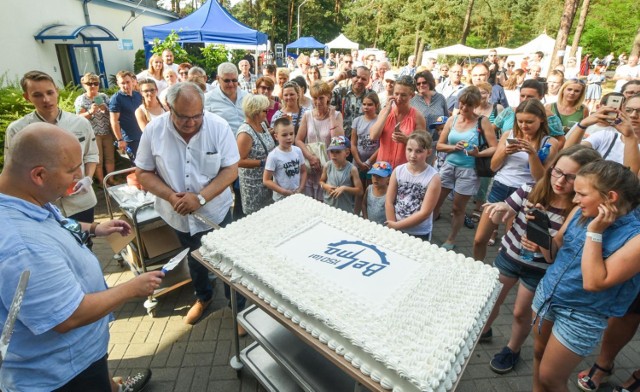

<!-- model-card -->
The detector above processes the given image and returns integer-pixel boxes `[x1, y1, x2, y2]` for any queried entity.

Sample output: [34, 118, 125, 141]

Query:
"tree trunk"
[416, 38, 425, 66]
[569, 0, 590, 57]
[287, 0, 294, 43]
[632, 25, 640, 57]
[549, 0, 579, 74]
[460, 0, 475, 45]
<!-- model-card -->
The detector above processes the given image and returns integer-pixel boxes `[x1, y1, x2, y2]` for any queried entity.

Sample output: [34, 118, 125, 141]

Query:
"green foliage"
[0, 83, 88, 172]
[200, 44, 229, 73]
[577, 0, 640, 57]
[151, 31, 190, 63]
[134, 49, 147, 73]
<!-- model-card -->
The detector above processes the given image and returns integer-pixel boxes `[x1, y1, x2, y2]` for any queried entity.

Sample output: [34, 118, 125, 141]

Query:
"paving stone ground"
[93, 191, 640, 391]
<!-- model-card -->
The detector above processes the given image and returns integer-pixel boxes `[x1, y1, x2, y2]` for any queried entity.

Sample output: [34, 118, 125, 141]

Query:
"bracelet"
[576, 122, 587, 130]
[586, 231, 603, 243]
[89, 222, 99, 236]
[117, 139, 124, 142]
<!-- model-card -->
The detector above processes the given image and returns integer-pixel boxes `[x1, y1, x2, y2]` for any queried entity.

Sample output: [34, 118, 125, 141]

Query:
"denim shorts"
[532, 284, 609, 357]
[439, 162, 479, 196]
[494, 250, 545, 291]
[488, 180, 520, 203]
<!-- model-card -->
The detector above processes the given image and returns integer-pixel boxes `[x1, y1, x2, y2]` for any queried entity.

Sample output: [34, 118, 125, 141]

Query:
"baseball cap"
[384, 71, 397, 82]
[368, 161, 393, 177]
[428, 115, 449, 130]
[327, 136, 350, 151]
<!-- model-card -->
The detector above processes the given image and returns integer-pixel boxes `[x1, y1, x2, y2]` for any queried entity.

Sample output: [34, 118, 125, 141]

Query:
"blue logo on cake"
[307, 240, 389, 277]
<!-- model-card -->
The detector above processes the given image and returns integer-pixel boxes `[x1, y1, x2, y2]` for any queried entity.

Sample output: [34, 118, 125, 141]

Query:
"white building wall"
[0, 0, 174, 87]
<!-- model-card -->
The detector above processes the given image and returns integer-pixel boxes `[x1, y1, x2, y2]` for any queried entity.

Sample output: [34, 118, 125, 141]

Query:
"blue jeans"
[487, 180, 520, 203]
[174, 210, 245, 310]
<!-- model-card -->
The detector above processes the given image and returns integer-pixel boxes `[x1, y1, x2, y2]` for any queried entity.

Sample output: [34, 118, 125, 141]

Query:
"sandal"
[472, 210, 482, 223]
[614, 370, 640, 392]
[577, 363, 614, 391]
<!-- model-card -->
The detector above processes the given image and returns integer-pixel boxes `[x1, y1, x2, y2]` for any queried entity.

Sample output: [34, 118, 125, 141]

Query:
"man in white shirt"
[136, 82, 241, 325]
[614, 55, 640, 92]
[162, 49, 179, 73]
[436, 64, 466, 113]
[204, 62, 248, 136]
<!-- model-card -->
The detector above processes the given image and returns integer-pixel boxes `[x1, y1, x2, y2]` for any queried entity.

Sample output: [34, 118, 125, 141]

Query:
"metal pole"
[297, 0, 310, 41]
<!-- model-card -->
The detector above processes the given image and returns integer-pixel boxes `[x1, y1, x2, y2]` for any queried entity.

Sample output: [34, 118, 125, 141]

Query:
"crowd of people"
[1, 45, 640, 392]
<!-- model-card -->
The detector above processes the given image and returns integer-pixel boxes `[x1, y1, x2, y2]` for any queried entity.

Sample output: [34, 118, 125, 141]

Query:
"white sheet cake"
[200, 194, 500, 391]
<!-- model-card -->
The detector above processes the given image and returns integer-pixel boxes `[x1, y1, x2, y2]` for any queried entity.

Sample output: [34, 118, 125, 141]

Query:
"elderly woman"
[137, 54, 167, 94]
[273, 68, 290, 101]
[296, 81, 344, 200]
[411, 71, 449, 133]
[371, 61, 391, 94]
[255, 76, 280, 125]
[74, 72, 113, 186]
[545, 79, 589, 133]
[237, 95, 276, 215]
[159, 68, 178, 105]
[370, 75, 427, 168]
[135, 79, 167, 131]
[177, 62, 192, 81]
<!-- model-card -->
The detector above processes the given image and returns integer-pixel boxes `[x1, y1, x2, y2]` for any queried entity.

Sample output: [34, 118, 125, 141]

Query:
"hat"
[368, 161, 393, 177]
[383, 71, 397, 82]
[428, 115, 449, 130]
[327, 136, 350, 151]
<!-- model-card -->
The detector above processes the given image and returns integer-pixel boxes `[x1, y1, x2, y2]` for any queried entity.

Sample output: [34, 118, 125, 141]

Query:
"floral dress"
[237, 123, 276, 215]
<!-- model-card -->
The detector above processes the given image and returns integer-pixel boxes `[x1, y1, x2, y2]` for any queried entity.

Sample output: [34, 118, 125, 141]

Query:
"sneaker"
[490, 346, 520, 374]
[121, 368, 151, 392]
[185, 299, 212, 325]
[479, 328, 492, 343]
[464, 214, 475, 229]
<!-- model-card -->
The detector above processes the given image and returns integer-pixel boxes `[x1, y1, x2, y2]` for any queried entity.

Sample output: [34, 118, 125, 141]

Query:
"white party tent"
[326, 34, 359, 50]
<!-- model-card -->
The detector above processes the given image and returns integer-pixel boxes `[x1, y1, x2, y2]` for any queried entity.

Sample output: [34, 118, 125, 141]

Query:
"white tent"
[326, 34, 359, 50]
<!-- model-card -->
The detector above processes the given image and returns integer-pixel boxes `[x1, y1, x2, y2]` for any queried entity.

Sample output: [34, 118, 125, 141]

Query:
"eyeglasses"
[171, 109, 204, 122]
[507, 64, 515, 68]
[416, 81, 428, 86]
[222, 78, 238, 84]
[625, 107, 640, 115]
[60, 218, 89, 246]
[141, 89, 157, 93]
[85, 82, 99, 87]
[551, 167, 576, 183]
[258, 85, 273, 90]
[179, 71, 189, 75]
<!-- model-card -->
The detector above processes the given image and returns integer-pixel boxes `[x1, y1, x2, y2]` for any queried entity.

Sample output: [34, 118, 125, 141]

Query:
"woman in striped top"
[477, 145, 602, 374]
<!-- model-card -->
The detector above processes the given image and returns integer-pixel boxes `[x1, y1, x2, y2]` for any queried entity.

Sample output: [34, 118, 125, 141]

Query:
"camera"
[347, 69, 357, 78]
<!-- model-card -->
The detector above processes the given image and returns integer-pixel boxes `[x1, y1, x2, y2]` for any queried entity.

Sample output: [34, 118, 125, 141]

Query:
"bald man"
[0, 124, 162, 391]
[6, 70, 99, 226]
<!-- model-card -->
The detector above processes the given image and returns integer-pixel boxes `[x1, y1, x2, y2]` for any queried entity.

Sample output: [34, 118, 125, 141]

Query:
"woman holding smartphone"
[479, 145, 601, 375]
[74, 73, 114, 186]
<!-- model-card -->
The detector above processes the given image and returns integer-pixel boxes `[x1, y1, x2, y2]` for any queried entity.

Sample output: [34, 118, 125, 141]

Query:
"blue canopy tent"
[286, 37, 326, 53]
[142, 0, 267, 61]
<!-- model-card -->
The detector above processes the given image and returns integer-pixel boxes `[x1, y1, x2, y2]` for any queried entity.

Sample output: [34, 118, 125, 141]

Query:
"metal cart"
[104, 168, 191, 317]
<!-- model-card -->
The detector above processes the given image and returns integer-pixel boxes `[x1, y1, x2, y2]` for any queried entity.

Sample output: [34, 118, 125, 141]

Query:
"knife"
[192, 212, 222, 230]
[0, 270, 30, 368]
[161, 248, 190, 274]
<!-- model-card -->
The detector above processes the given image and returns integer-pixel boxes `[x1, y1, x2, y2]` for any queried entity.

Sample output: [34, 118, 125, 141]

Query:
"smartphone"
[506, 138, 519, 145]
[605, 95, 624, 121]
[526, 208, 551, 250]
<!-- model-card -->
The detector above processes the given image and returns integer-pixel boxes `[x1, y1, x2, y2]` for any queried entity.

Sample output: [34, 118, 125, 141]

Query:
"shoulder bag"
[475, 115, 495, 178]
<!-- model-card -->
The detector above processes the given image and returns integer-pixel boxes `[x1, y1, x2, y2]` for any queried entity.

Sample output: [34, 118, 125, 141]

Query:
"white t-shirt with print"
[265, 146, 305, 201]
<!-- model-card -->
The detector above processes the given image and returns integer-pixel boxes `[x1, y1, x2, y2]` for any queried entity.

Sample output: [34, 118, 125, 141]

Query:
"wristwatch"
[197, 194, 206, 206]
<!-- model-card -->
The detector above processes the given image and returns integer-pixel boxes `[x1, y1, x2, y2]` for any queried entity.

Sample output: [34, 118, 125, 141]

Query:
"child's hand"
[323, 184, 336, 194]
[330, 186, 345, 198]
[521, 235, 540, 252]
[356, 161, 370, 172]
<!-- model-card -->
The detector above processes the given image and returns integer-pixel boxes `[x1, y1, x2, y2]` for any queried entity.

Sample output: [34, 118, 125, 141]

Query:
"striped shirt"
[410, 92, 448, 130]
[501, 184, 566, 270]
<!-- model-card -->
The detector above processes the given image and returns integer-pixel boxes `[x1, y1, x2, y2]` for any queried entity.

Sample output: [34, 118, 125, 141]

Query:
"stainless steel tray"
[240, 342, 303, 392]
[238, 305, 364, 392]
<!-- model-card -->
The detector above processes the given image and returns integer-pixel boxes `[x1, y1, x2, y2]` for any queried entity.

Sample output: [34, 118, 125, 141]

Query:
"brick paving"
[93, 192, 640, 391]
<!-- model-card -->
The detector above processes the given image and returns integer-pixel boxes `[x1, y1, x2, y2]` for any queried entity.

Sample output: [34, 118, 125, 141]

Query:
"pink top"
[377, 107, 417, 168]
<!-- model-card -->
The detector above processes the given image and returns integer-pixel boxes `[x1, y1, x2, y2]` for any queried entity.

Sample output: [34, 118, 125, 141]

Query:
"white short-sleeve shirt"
[135, 112, 240, 234]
